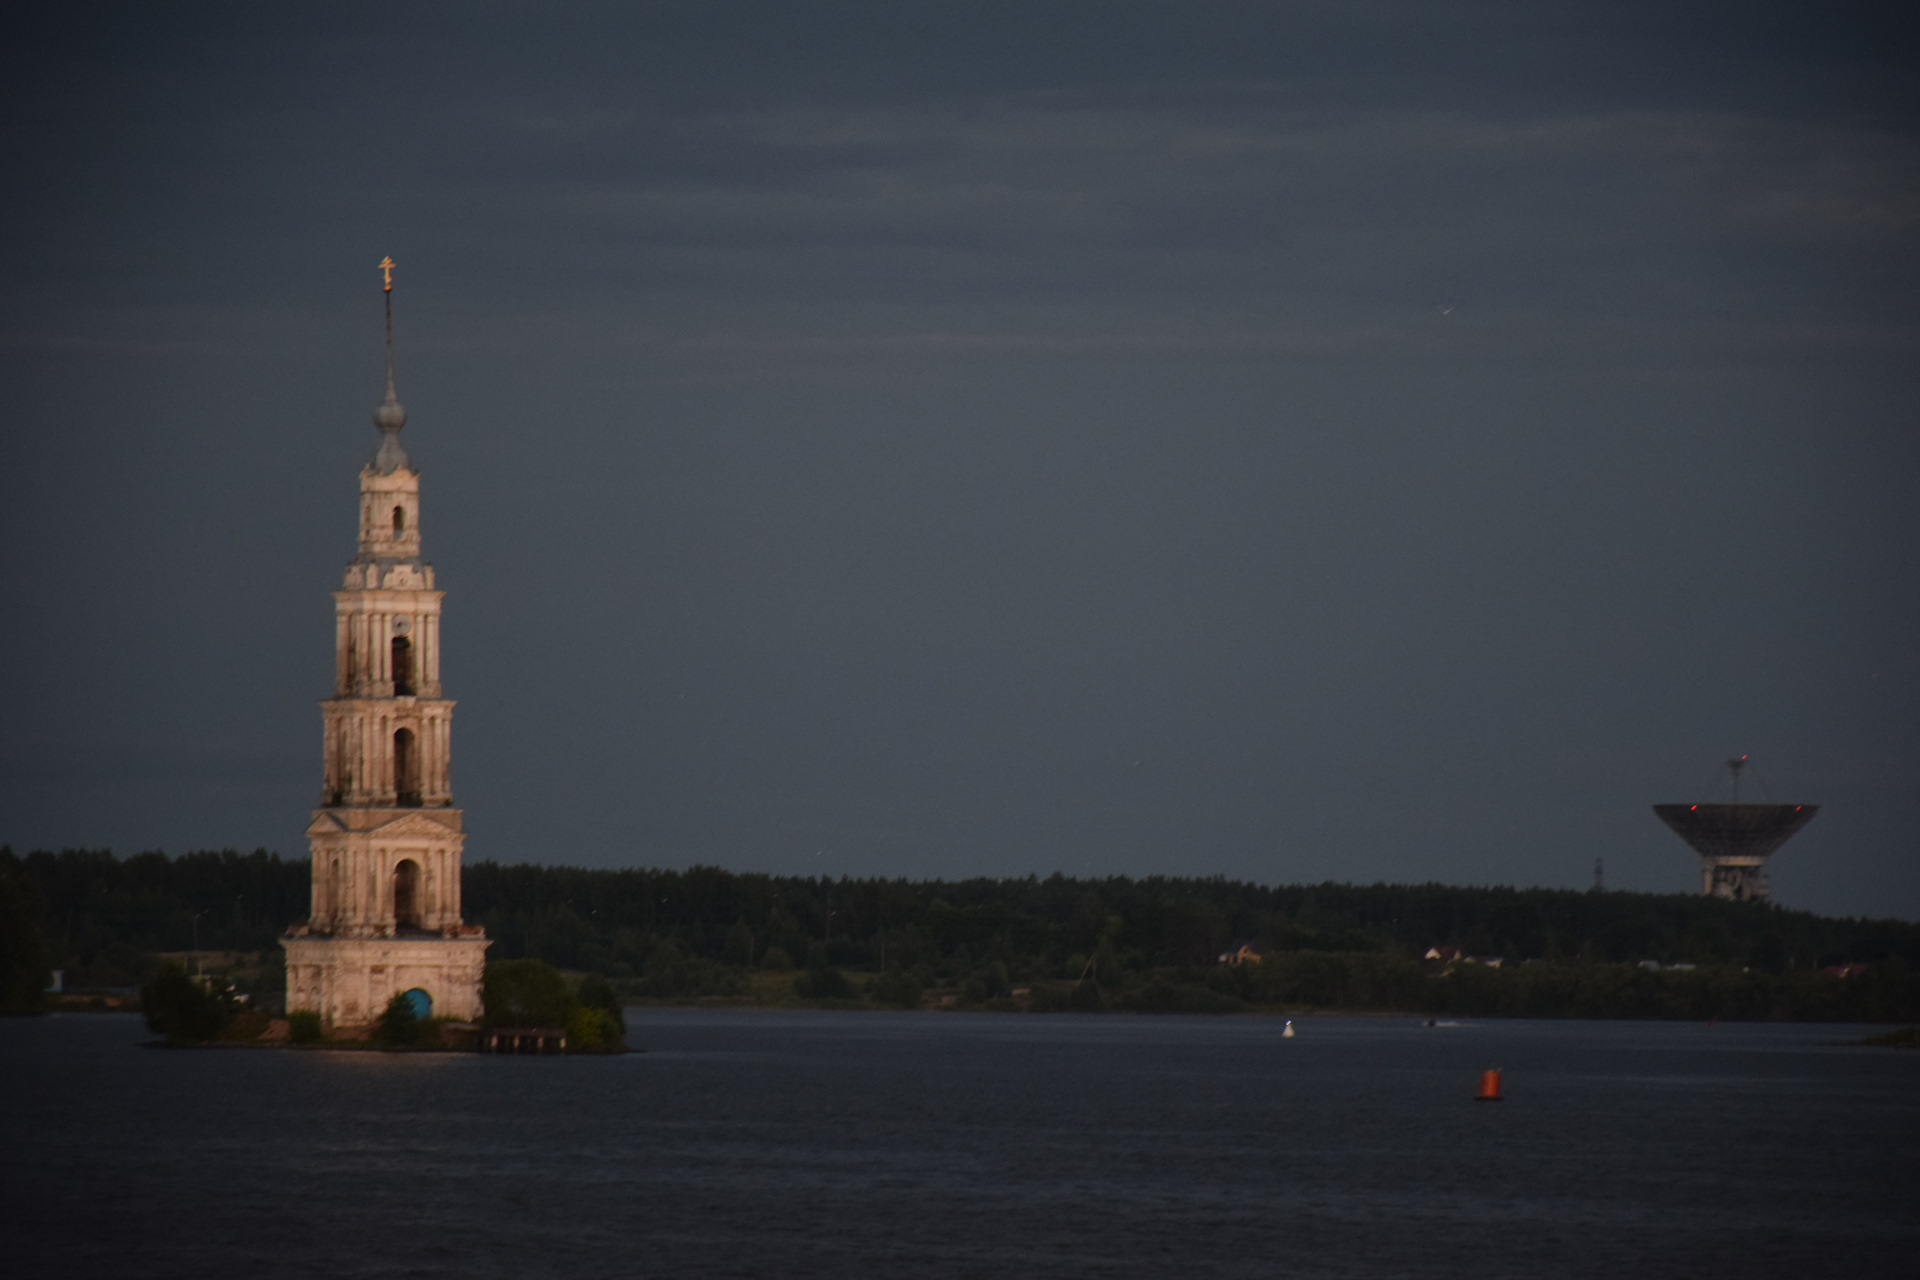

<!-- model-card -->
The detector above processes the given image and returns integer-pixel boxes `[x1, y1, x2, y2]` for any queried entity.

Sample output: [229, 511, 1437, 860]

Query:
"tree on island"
[140, 963, 236, 1044]
[482, 958, 624, 1052]
[374, 992, 446, 1048]
[572, 972, 625, 1050]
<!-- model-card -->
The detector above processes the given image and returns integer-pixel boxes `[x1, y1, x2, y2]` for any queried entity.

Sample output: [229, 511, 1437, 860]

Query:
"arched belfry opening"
[393, 858, 422, 929]
[333, 721, 353, 805]
[392, 505, 406, 534]
[394, 727, 420, 806]
[391, 635, 414, 695]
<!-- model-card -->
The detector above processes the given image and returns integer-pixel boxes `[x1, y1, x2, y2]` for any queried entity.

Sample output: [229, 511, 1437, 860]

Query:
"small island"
[133, 954, 627, 1053]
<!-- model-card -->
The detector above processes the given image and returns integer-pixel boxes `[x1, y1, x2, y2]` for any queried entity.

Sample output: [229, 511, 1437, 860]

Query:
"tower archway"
[393, 858, 422, 928]
[394, 728, 420, 805]
[391, 635, 414, 695]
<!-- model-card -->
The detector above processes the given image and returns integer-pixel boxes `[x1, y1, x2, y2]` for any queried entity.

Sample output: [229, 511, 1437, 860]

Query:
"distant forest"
[6, 847, 1918, 1021]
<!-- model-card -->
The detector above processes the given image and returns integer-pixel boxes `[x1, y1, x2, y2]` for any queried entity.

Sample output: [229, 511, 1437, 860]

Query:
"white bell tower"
[283, 261, 489, 1032]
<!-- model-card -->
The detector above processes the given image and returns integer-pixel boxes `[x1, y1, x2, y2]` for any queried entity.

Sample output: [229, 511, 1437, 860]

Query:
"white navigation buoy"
[1282, 1019, 1295, 1038]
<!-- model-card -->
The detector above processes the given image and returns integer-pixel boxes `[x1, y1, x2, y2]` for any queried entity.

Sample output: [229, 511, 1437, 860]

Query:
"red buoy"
[1475, 1068, 1503, 1102]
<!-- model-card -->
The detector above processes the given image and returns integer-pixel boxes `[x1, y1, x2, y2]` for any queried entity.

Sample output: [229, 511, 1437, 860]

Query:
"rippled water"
[4, 1011, 1916, 1278]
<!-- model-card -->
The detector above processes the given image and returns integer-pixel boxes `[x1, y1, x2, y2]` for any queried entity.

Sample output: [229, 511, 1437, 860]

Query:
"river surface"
[4, 1010, 1916, 1278]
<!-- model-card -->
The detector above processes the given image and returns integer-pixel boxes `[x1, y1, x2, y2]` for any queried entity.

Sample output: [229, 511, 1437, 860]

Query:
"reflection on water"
[4, 1011, 1916, 1278]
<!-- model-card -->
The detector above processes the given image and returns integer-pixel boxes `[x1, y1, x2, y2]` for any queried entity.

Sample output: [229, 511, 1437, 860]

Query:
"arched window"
[391, 636, 414, 696]
[393, 505, 406, 534]
[394, 727, 420, 806]
[393, 858, 422, 928]
[330, 724, 350, 806]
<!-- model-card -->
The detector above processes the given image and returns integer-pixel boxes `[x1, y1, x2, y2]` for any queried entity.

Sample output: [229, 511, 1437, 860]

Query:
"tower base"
[1700, 857, 1771, 903]
[284, 932, 489, 1032]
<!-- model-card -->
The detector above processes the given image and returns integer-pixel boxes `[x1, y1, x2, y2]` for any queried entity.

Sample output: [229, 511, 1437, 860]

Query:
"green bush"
[483, 958, 576, 1028]
[794, 966, 856, 1001]
[759, 947, 794, 971]
[140, 964, 233, 1044]
[375, 992, 426, 1047]
[1070, 978, 1107, 1011]
[1118, 978, 1246, 1014]
[577, 973, 624, 1026]
[566, 1004, 624, 1051]
[287, 1009, 323, 1044]
[869, 967, 925, 1009]
[1241, 950, 1426, 1009]
[1027, 978, 1109, 1011]
[571, 972, 625, 1050]
[723, 918, 756, 967]
[1090, 938, 1126, 988]
[218, 1011, 272, 1043]
[631, 942, 749, 1000]
[1028, 984, 1075, 1012]
[952, 962, 1015, 1005]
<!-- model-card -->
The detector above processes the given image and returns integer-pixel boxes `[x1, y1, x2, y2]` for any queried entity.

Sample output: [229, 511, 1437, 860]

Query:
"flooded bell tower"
[282, 260, 489, 1032]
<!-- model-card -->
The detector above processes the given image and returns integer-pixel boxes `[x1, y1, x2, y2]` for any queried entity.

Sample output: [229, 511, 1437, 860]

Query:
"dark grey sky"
[3, 2, 1916, 916]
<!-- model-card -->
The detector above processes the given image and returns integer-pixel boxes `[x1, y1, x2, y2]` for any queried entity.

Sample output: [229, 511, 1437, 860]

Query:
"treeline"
[6, 848, 306, 990]
[5, 848, 1919, 1022]
[456, 862, 1920, 977]
[1191, 950, 1919, 1023]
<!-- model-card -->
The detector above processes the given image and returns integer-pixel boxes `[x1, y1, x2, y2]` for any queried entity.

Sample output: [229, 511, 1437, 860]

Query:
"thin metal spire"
[371, 256, 409, 471]
[380, 255, 397, 400]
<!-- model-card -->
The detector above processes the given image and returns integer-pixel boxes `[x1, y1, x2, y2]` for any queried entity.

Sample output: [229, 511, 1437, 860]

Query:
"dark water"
[4, 1011, 1916, 1278]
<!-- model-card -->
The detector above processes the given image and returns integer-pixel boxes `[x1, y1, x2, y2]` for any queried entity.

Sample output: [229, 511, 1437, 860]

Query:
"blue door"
[402, 988, 432, 1018]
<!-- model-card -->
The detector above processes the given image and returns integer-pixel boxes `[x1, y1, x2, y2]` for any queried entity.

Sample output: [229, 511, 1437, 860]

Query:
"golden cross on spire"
[379, 256, 395, 292]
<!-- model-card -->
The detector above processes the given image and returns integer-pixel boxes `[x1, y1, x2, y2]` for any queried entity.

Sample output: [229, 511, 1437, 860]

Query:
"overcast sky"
[3, 2, 1916, 916]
